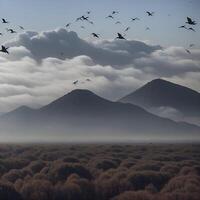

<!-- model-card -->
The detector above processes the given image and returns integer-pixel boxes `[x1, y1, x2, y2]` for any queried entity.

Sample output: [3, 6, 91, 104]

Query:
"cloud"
[0, 28, 199, 114]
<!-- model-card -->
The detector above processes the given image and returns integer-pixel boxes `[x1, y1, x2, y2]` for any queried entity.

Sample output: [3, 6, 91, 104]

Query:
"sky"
[0, 0, 199, 114]
[0, 0, 200, 47]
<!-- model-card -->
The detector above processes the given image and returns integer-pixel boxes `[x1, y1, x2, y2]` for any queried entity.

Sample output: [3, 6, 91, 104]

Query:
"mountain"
[119, 79, 200, 124]
[0, 89, 200, 141]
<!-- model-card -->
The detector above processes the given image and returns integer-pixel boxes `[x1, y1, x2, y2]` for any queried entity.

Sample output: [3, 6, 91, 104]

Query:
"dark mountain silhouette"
[119, 79, 200, 118]
[0, 89, 200, 141]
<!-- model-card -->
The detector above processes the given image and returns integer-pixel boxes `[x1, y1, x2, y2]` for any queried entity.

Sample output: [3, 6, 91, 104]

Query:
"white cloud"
[0, 28, 199, 113]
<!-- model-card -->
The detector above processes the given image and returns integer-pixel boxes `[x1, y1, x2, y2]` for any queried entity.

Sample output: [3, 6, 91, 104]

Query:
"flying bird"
[1, 18, 9, 23]
[115, 21, 121, 24]
[19, 26, 24, 30]
[0, 45, 9, 54]
[116, 33, 126, 40]
[146, 27, 150, 30]
[81, 16, 89, 21]
[112, 11, 119, 15]
[66, 23, 71, 28]
[186, 17, 197, 25]
[185, 49, 191, 54]
[91, 33, 100, 38]
[188, 27, 195, 32]
[106, 15, 114, 19]
[76, 17, 82, 22]
[88, 20, 94, 25]
[146, 11, 154, 16]
[124, 27, 130, 32]
[87, 11, 91, 15]
[73, 80, 79, 85]
[86, 78, 91, 82]
[189, 44, 195, 48]
[0, 33, 3, 36]
[131, 17, 140, 21]
[179, 25, 187, 29]
[7, 28, 17, 33]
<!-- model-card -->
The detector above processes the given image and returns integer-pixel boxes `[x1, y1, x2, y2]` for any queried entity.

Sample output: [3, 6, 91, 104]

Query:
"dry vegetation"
[0, 143, 200, 200]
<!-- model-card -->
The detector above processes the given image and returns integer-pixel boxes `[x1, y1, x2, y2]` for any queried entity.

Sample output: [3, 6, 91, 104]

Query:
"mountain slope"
[0, 89, 199, 141]
[119, 79, 200, 118]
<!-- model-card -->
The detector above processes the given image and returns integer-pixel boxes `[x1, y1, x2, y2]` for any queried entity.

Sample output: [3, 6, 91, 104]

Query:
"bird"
[186, 17, 197, 25]
[7, 29, 17, 33]
[91, 33, 100, 38]
[146, 27, 150, 30]
[185, 49, 191, 54]
[124, 27, 130, 32]
[1, 18, 9, 23]
[112, 11, 119, 15]
[189, 44, 195, 48]
[116, 33, 126, 39]
[0, 33, 3, 36]
[73, 80, 78, 85]
[146, 11, 154, 16]
[76, 17, 82, 22]
[131, 17, 140, 21]
[0, 45, 9, 54]
[179, 25, 187, 29]
[188, 27, 195, 32]
[87, 11, 91, 15]
[106, 15, 114, 19]
[86, 78, 91, 82]
[19, 26, 24, 30]
[115, 21, 121, 24]
[88, 20, 94, 25]
[81, 16, 89, 21]
[66, 23, 71, 28]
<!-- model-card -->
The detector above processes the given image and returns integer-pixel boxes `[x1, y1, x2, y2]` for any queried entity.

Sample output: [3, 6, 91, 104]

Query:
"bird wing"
[187, 17, 192, 23]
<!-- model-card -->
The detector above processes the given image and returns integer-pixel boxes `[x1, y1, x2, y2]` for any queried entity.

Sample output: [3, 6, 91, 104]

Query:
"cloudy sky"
[0, 0, 199, 113]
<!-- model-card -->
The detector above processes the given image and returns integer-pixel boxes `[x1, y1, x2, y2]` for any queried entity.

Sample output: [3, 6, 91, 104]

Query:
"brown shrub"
[20, 179, 54, 200]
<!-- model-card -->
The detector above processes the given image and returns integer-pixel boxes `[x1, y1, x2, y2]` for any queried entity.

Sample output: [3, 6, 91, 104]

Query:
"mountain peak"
[119, 79, 200, 117]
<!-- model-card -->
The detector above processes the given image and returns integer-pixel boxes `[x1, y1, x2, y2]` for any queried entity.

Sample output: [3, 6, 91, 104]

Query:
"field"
[0, 143, 200, 200]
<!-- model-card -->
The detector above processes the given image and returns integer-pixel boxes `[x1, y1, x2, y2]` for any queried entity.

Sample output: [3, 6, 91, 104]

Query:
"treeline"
[0, 144, 200, 200]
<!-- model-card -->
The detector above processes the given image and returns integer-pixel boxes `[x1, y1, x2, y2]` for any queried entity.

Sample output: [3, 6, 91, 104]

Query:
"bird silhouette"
[189, 44, 195, 48]
[19, 26, 24, 30]
[186, 17, 197, 25]
[1, 18, 9, 23]
[179, 25, 187, 29]
[0, 33, 3, 36]
[106, 15, 114, 19]
[188, 27, 195, 32]
[185, 49, 191, 54]
[146, 27, 150, 30]
[116, 33, 126, 39]
[86, 78, 91, 82]
[131, 17, 140, 21]
[73, 80, 78, 85]
[0, 45, 9, 54]
[81, 16, 89, 21]
[87, 11, 91, 15]
[7, 29, 17, 33]
[66, 23, 71, 28]
[112, 11, 119, 15]
[146, 11, 154, 16]
[124, 27, 130, 32]
[76, 17, 82, 22]
[115, 21, 121, 24]
[91, 33, 100, 38]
